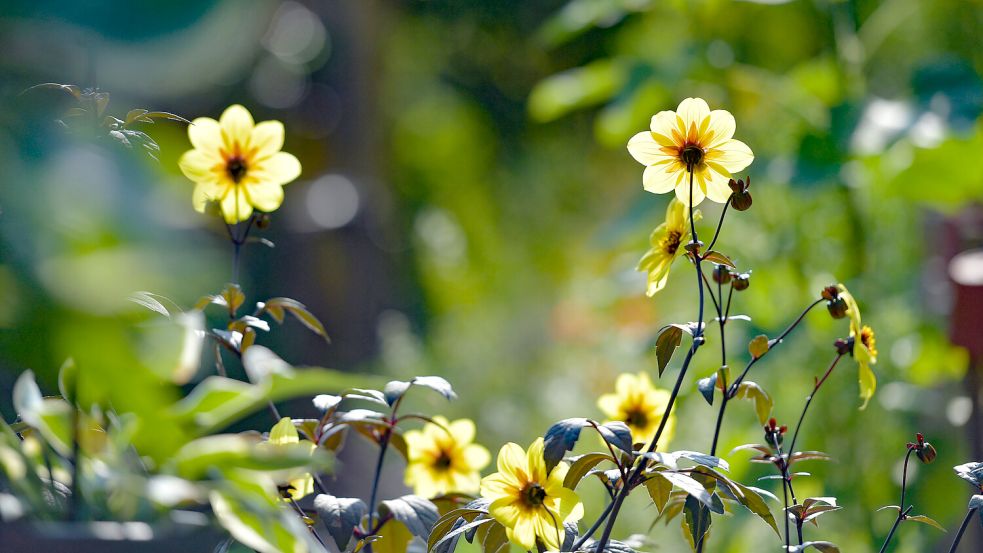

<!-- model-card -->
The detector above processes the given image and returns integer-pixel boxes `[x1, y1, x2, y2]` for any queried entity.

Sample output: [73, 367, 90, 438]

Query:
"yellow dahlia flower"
[597, 372, 675, 449]
[480, 438, 584, 550]
[404, 416, 491, 498]
[839, 284, 878, 409]
[637, 198, 701, 296]
[627, 97, 753, 206]
[267, 417, 316, 500]
[179, 104, 301, 223]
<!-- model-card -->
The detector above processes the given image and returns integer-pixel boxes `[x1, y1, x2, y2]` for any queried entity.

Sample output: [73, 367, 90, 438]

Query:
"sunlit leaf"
[379, 495, 440, 541]
[748, 335, 770, 359]
[315, 494, 368, 550]
[734, 381, 773, 425]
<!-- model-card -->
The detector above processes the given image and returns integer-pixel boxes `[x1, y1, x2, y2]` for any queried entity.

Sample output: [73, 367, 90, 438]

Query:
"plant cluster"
[2, 88, 981, 553]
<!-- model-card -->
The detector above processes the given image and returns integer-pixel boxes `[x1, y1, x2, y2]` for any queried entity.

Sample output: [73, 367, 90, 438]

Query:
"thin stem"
[787, 353, 845, 457]
[290, 497, 326, 547]
[571, 499, 616, 550]
[593, 168, 707, 553]
[729, 298, 824, 394]
[947, 507, 978, 553]
[899, 449, 913, 513]
[878, 505, 914, 553]
[702, 198, 731, 255]
[782, 456, 790, 552]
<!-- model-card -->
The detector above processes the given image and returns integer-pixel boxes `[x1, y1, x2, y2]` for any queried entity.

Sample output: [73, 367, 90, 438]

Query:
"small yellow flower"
[179, 104, 301, 223]
[267, 417, 316, 500]
[627, 98, 753, 206]
[637, 198, 701, 296]
[839, 284, 878, 409]
[597, 372, 675, 449]
[480, 438, 584, 551]
[404, 416, 491, 498]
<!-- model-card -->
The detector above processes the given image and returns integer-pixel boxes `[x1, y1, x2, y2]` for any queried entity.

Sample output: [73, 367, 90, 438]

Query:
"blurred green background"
[1, 0, 983, 551]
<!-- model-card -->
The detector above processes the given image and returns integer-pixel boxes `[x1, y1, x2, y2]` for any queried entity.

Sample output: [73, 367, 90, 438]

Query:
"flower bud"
[712, 264, 732, 284]
[908, 433, 938, 464]
[728, 176, 752, 211]
[256, 213, 271, 229]
[764, 418, 787, 449]
[820, 285, 839, 301]
[684, 240, 704, 256]
[732, 272, 751, 291]
[834, 338, 852, 355]
[827, 297, 848, 319]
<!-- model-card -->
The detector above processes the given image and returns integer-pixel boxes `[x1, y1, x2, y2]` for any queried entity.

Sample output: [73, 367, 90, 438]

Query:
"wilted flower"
[403, 416, 491, 498]
[179, 104, 301, 223]
[266, 417, 315, 500]
[597, 372, 675, 449]
[839, 284, 878, 409]
[480, 438, 584, 550]
[627, 97, 754, 206]
[637, 198, 701, 296]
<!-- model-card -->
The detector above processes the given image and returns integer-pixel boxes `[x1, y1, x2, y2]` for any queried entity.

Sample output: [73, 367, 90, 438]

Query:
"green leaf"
[264, 297, 330, 342]
[564, 453, 613, 490]
[748, 335, 770, 359]
[168, 434, 327, 480]
[383, 376, 457, 406]
[427, 502, 489, 553]
[544, 418, 589, 472]
[697, 374, 717, 406]
[682, 494, 712, 552]
[734, 381, 773, 425]
[906, 514, 945, 531]
[733, 482, 780, 536]
[210, 470, 318, 553]
[655, 325, 684, 377]
[314, 494, 368, 551]
[645, 472, 674, 513]
[379, 495, 440, 541]
[658, 471, 723, 514]
[786, 542, 841, 553]
[702, 251, 736, 269]
[57, 358, 77, 403]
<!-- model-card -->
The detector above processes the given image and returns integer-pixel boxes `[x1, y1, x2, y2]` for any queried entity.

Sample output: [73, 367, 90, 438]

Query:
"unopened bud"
[827, 297, 848, 319]
[732, 272, 751, 291]
[820, 285, 839, 301]
[728, 177, 752, 211]
[834, 338, 852, 355]
[256, 213, 271, 229]
[712, 264, 732, 284]
[917, 443, 938, 464]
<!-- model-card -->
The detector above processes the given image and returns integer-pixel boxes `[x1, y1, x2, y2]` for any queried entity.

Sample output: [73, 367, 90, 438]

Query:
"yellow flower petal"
[627, 132, 668, 166]
[674, 176, 706, 206]
[533, 512, 563, 551]
[488, 497, 521, 527]
[250, 120, 285, 159]
[220, 186, 253, 223]
[597, 393, 622, 419]
[188, 117, 223, 155]
[708, 138, 754, 173]
[676, 97, 711, 134]
[643, 163, 683, 194]
[509, 516, 537, 550]
[220, 104, 255, 148]
[245, 181, 285, 213]
[269, 417, 298, 445]
[192, 181, 224, 213]
[706, 109, 736, 147]
[702, 167, 733, 203]
[251, 152, 302, 185]
[178, 149, 221, 182]
[858, 359, 876, 410]
[463, 443, 491, 470]
[448, 419, 476, 444]
[496, 442, 526, 478]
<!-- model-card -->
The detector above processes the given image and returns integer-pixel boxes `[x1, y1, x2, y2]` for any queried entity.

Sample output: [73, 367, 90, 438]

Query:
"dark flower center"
[663, 230, 682, 255]
[625, 409, 649, 428]
[680, 144, 704, 168]
[227, 156, 248, 183]
[523, 483, 547, 506]
[435, 451, 453, 470]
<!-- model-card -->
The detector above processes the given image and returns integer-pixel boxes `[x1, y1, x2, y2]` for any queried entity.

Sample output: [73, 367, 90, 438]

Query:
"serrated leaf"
[659, 472, 723, 514]
[645, 472, 673, 513]
[702, 251, 736, 269]
[315, 495, 368, 550]
[748, 335, 770, 359]
[655, 325, 684, 377]
[379, 495, 440, 541]
[735, 381, 773, 425]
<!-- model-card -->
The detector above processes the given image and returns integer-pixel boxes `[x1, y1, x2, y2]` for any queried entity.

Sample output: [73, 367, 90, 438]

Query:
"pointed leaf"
[655, 325, 684, 376]
[702, 251, 735, 269]
[379, 495, 440, 541]
[906, 515, 945, 531]
[315, 494, 368, 550]
[735, 381, 773, 425]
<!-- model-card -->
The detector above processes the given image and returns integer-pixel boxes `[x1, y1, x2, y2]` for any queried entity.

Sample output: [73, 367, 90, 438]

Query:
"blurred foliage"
[0, 0, 981, 551]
